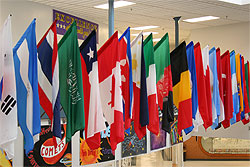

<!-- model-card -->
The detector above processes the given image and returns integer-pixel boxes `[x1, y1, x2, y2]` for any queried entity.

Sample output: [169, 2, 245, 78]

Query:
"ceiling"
[28, 0, 250, 45]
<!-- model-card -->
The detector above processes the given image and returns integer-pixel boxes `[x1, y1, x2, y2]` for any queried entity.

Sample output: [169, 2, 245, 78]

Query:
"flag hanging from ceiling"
[97, 31, 124, 151]
[37, 20, 61, 140]
[143, 33, 159, 135]
[201, 46, 213, 128]
[154, 33, 173, 133]
[79, 30, 106, 150]
[58, 22, 85, 142]
[235, 53, 243, 122]
[170, 41, 192, 135]
[13, 19, 41, 155]
[119, 27, 133, 130]
[131, 32, 149, 139]
[194, 42, 210, 129]
[208, 47, 220, 130]
[240, 56, 250, 124]
[0, 15, 17, 159]
[216, 48, 225, 124]
[245, 61, 250, 110]
[221, 51, 233, 128]
[184, 41, 198, 134]
[246, 62, 250, 119]
[229, 51, 239, 125]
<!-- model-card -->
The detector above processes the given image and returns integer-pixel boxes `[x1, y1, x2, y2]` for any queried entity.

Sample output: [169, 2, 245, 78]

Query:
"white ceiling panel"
[28, 0, 250, 44]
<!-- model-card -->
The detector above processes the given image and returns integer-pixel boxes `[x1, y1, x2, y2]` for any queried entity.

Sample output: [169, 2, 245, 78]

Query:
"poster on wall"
[24, 124, 72, 167]
[53, 9, 99, 42]
[121, 122, 147, 158]
[170, 119, 183, 145]
[79, 126, 115, 166]
[150, 117, 166, 151]
[0, 149, 12, 167]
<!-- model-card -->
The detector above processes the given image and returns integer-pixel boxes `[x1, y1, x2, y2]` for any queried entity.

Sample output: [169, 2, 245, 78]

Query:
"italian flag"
[143, 34, 159, 135]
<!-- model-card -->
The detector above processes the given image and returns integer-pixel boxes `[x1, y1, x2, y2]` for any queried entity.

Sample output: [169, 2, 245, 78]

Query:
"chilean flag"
[37, 21, 61, 139]
[118, 27, 133, 130]
[79, 30, 106, 150]
[97, 31, 124, 151]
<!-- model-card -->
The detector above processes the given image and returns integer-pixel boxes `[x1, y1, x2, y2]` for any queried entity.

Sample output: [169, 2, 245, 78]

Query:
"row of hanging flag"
[1, 15, 250, 160]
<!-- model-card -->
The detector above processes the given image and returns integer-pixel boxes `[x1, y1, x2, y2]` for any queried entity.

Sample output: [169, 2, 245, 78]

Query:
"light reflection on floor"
[133, 151, 250, 167]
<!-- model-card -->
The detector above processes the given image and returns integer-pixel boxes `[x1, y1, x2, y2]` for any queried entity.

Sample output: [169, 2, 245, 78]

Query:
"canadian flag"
[97, 31, 124, 151]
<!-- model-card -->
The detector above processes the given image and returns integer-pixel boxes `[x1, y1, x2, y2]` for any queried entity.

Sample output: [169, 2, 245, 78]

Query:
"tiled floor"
[133, 151, 250, 167]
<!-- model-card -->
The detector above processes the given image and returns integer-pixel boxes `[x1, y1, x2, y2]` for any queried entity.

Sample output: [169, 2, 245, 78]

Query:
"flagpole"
[173, 16, 181, 48]
[108, 0, 114, 37]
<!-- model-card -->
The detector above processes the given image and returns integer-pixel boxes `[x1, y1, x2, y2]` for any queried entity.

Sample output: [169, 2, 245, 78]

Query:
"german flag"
[170, 41, 192, 134]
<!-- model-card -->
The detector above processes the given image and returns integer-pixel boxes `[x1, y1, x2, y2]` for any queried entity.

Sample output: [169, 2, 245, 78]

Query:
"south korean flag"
[0, 15, 17, 159]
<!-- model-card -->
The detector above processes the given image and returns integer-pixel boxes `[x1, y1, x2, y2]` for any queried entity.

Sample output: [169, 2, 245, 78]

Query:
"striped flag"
[209, 47, 220, 130]
[154, 33, 174, 133]
[229, 51, 239, 125]
[240, 56, 250, 124]
[0, 15, 17, 159]
[221, 51, 233, 128]
[235, 53, 243, 122]
[131, 32, 149, 139]
[13, 19, 41, 155]
[79, 30, 106, 149]
[184, 41, 198, 134]
[119, 27, 133, 130]
[216, 48, 225, 124]
[194, 43, 209, 129]
[170, 41, 192, 135]
[143, 33, 159, 135]
[202, 46, 213, 128]
[37, 21, 61, 140]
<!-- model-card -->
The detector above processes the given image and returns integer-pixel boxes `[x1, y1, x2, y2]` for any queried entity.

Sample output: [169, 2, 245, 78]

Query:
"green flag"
[245, 63, 250, 106]
[154, 33, 174, 133]
[58, 22, 85, 142]
[143, 34, 159, 135]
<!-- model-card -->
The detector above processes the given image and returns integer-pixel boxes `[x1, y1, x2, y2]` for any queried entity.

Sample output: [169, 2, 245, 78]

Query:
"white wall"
[184, 22, 250, 141]
[188, 21, 250, 61]
[0, 0, 109, 48]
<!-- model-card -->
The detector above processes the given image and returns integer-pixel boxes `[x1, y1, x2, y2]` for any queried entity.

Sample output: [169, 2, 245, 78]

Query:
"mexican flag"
[143, 33, 159, 135]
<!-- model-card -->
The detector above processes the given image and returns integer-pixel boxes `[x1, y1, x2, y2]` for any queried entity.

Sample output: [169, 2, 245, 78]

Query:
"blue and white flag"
[0, 15, 17, 159]
[184, 41, 200, 134]
[209, 47, 220, 130]
[230, 51, 239, 125]
[13, 19, 40, 155]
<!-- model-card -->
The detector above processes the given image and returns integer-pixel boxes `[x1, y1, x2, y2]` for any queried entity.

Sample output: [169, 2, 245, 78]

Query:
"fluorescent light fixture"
[183, 16, 220, 23]
[153, 38, 161, 42]
[131, 32, 158, 36]
[131, 26, 159, 30]
[218, 0, 250, 5]
[94, 1, 136, 9]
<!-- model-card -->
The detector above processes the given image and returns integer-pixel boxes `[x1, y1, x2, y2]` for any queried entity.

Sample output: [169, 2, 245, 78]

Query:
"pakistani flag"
[58, 22, 84, 142]
[143, 33, 159, 135]
[154, 33, 174, 133]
